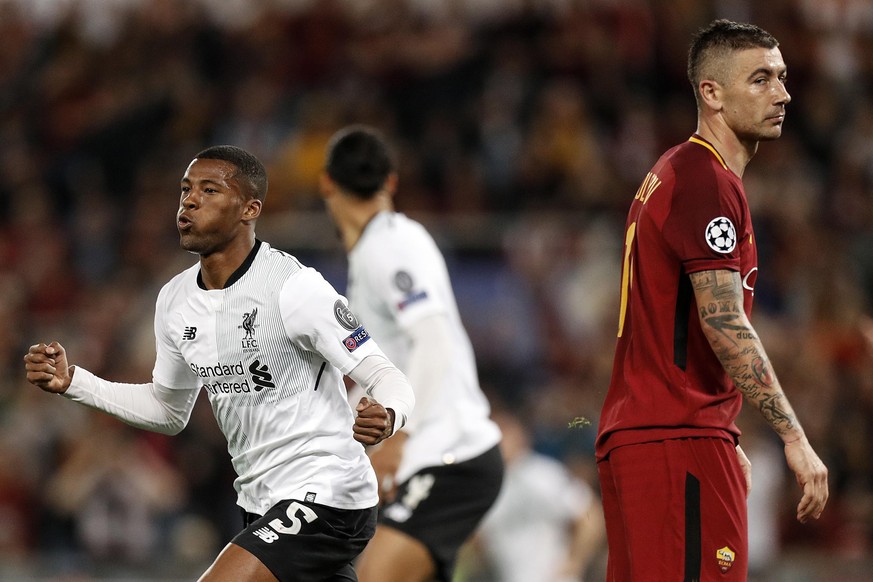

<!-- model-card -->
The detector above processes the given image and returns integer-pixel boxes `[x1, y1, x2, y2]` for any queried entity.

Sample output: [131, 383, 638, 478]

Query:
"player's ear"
[384, 172, 399, 199]
[699, 79, 723, 112]
[318, 172, 335, 199]
[242, 198, 262, 222]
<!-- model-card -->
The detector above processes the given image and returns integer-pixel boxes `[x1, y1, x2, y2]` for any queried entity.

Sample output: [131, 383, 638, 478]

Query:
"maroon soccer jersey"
[596, 135, 757, 460]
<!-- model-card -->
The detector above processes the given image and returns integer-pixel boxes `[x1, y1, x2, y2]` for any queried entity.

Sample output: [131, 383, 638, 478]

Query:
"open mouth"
[178, 214, 193, 231]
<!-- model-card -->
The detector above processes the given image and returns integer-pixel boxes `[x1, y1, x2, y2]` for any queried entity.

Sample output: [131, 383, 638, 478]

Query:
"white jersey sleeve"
[348, 354, 415, 433]
[360, 235, 446, 332]
[280, 267, 414, 432]
[279, 267, 380, 374]
[63, 367, 197, 435]
[58, 271, 200, 435]
[401, 313, 452, 434]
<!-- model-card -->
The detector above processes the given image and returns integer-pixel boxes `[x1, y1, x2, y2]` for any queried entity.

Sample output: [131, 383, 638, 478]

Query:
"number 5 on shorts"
[269, 501, 319, 535]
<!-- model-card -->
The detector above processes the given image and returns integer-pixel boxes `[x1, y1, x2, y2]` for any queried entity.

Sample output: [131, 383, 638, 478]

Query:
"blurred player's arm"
[24, 341, 197, 435]
[689, 268, 828, 522]
[403, 313, 452, 433]
[557, 493, 606, 581]
[354, 313, 447, 500]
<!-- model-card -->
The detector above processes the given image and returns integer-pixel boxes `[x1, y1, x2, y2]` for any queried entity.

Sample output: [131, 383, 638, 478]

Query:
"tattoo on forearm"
[690, 269, 797, 435]
[751, 356, 773, 385]
[757, 393, 795, 429]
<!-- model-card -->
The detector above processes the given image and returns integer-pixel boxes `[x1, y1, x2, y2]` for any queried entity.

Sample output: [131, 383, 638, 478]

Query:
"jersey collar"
[688, 134, 728, 171]
[197, 239, 263, 290]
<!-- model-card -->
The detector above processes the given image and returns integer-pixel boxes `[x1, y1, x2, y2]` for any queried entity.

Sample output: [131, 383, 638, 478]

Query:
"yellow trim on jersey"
[688, 136, 728, 171]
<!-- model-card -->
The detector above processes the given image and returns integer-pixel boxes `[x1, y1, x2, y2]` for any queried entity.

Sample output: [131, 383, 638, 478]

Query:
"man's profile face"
[718, 46, 791, 143]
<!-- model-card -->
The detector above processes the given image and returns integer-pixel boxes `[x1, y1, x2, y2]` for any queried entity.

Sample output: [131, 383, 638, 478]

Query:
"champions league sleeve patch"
[334, 299, 360, 331]
[394, 270, 414, 293]
[393, 270, 428, 310]
[342, 326, 371, 352]
[334, 299, 370, 351]
[704, 217, 737, 253]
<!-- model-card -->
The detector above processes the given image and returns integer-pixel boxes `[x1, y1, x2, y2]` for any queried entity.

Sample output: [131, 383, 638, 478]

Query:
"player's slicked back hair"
[687, 19, 779, 107]
[324, 125, 396, 200]
[194, 145, 268, 202]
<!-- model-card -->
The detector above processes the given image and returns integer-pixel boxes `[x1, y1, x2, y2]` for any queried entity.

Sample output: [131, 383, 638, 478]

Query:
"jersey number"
[617, 222, 636, 338]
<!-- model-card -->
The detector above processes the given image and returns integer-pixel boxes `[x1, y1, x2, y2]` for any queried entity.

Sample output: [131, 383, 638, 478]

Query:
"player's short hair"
[194, 145, 268, 202]
[687, 19, 779, 106]
[324, 125, 396, 200]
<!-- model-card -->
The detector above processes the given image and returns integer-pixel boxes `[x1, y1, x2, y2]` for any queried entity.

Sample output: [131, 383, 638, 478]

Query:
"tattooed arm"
[690, 269, 828, 523]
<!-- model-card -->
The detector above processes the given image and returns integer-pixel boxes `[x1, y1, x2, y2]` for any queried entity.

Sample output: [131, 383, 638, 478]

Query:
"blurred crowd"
[1, 0, 873, 579]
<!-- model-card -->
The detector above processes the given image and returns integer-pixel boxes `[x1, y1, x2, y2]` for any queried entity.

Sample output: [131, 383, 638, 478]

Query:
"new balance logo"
[183, 327, 197, 340]
[252, 527, 279, 544]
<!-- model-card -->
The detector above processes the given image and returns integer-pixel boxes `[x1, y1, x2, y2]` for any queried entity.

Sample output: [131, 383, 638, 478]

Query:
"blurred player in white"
[24, 145, 414, 582]
[474, 408, 605, 582]
[320, 125, 503, 582]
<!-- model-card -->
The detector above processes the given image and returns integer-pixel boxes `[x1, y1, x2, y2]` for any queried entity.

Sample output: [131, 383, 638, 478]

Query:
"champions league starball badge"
[705, 217, 737, 253]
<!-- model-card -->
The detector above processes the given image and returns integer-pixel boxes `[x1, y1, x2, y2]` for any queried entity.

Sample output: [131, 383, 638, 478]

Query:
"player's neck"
[198, 233, 257, 289]
[695, 120, 758, 178]
[339, 195, 392, 252]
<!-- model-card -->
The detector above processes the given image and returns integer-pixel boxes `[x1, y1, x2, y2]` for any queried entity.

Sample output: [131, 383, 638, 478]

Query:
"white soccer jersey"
[478, 452, 594, 582]
[347, 211, 501, 482]
[153, 241, 380, 514]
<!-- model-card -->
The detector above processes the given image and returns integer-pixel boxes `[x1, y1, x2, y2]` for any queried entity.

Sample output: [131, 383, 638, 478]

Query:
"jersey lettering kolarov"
[596, 135, 758, 460]
[347, 212, 501, 482]
[153, 241, 380, 514]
